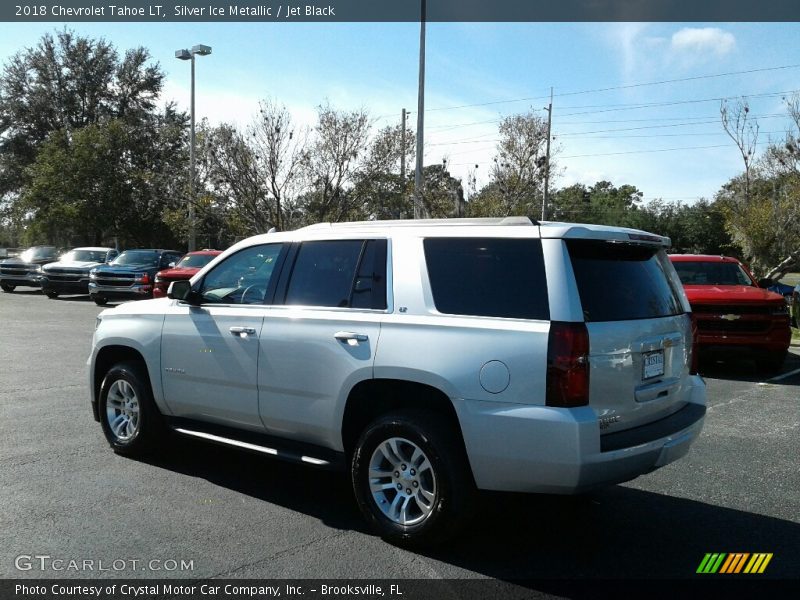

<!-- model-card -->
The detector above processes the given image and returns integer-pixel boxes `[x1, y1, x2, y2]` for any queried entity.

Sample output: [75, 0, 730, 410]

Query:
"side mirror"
[168, 280, 201, 305]
[168, 262, 176, 268]
[757, 278, 774, 289]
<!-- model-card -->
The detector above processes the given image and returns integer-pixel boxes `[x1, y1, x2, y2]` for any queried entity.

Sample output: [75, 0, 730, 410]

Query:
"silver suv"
[89, 217, 706, 544]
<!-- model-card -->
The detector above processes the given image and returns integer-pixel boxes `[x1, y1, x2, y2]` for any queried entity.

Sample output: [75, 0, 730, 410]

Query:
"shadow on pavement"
[699, 348, 800, 384]
[141, 436, 800, 584]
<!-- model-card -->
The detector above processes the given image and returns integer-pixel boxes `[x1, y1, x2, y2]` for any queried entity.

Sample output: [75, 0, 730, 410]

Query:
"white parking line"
[760, 366, 800, 385]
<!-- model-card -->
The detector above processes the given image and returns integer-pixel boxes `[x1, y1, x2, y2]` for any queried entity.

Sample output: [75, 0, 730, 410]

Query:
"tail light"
[546, 322, 590, 407]
[688, 313, 699, 375]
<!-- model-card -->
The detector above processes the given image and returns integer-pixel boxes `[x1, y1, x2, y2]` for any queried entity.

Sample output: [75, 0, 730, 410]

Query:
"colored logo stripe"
[697, 553, 773, 574]
[744, 553, 773, 574]
[697, 553, 726, 573]
[719, 553, 749, 573]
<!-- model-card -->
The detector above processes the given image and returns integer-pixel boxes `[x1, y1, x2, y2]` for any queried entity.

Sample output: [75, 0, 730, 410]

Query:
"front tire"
[351, 410, 476, 546]
[93, 295, 107, 306]
[98, 361, 165, 456]
[1, 283, 15, 292]
[45, 290, 58, 299]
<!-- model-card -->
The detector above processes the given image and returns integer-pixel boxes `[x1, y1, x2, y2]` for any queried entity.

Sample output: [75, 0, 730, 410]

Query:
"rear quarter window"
[567, 240, 683, 322]
[423, 237, 549, 320]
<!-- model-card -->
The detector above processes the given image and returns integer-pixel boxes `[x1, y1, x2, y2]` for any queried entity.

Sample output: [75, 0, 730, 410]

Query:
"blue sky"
[1, 21, 799, 205]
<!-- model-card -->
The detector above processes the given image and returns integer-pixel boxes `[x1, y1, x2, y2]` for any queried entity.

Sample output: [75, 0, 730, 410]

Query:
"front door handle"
[334, 331, 368, 345]
[230, 326, 257, 337]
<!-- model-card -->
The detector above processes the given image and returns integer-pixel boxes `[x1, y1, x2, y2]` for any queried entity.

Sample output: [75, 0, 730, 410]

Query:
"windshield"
[111, 251, 159, 267]
[19, 247, 56, 262]
[61, 250, 108, 263]
[673, 261, 754, 286]
[176, 254, 216, 269]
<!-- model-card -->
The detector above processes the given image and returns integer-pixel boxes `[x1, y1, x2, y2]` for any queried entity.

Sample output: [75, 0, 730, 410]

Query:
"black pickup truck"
[0, 246, 59, 292]
[88, 249, 183, 305]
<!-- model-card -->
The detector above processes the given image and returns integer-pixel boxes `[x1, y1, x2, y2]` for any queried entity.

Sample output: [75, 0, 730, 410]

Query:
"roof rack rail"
[298, 216, 536, 230]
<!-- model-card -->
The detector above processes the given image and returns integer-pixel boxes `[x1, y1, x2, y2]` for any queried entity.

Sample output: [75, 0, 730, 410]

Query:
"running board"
[169, 420, 346, 471]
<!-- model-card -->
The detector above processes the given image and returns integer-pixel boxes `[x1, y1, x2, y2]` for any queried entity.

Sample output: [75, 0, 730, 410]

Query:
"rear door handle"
[334, 331, 368, 345]
[230, 326, 257, 337]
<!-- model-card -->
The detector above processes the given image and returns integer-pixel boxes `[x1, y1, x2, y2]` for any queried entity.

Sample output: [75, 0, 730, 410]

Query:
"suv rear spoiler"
[539, 223, 671, 248]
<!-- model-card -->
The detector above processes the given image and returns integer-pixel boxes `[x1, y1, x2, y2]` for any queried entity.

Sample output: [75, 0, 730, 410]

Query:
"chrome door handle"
[334, 331, 368, 345]
[230, 326, 257, 337]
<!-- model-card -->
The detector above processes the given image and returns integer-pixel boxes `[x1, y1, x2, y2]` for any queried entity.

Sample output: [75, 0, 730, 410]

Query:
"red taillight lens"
[688, 313, 699, 375]
[546, 321, 590, 407]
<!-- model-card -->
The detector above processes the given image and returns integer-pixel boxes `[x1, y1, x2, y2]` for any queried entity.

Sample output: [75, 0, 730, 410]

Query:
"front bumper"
[0, 274, 43, 287]
[42, 277, 90, 295]
[454, 375, 706, 493]
[88, 282, 153, 300]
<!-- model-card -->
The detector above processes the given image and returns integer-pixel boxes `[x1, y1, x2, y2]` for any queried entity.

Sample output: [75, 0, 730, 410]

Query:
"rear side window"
[567, 240, 683, 322]
[424, 238, 549, 320]
[285, 239, 387, 309]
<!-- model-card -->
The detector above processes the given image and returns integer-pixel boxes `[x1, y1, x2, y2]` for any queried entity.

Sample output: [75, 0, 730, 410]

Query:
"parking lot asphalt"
[1, 290, 798, 588]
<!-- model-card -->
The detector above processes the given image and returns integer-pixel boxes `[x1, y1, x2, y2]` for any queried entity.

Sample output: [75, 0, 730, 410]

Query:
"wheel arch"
[92, 345, 156, 421]
[340, 379, 469, 462]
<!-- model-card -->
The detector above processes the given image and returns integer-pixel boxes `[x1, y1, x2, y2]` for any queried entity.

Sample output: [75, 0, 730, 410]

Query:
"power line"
[422, 64, 800, 113]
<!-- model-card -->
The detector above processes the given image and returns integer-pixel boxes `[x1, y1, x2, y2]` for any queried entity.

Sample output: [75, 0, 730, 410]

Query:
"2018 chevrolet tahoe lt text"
[89, 218, 706, 544]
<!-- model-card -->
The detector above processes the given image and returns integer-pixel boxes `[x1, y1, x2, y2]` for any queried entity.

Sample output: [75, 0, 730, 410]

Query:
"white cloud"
[670, 27, 736, 58]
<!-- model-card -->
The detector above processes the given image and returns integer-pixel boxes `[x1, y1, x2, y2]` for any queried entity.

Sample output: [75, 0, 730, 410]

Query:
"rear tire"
[351, 409, 476, 546]
[98, 361, 165, 456]
[1, 283, 15, 292]
[45, 290, 58, 299]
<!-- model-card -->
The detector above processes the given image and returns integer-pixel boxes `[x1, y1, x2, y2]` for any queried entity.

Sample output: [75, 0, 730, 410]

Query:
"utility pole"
[400, 108, 406, 184]
[541, 86, 553, 222]
[414, 0, 426, 219]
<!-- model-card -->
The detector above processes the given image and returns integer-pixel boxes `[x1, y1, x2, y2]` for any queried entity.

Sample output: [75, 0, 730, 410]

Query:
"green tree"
[0, 29, 163, 197]
[21, 108, 187, 248]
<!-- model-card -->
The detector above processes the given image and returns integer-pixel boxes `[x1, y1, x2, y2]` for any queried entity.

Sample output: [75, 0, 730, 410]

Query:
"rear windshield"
[424, 237, 549, 320]
[672, 261, 754, 286]
[567, 240, 684, 322]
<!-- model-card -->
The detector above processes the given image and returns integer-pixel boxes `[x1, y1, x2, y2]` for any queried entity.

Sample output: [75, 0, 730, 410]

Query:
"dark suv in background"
[0, 246, 59, 292]
[89, 249, 183, 306]
[41, 247, 119, 298]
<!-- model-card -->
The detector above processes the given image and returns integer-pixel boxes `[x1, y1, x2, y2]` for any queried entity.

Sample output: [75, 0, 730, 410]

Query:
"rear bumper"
[454, 375, 706, 493]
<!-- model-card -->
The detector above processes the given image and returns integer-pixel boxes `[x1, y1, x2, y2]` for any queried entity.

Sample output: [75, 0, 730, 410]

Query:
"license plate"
[642, 350, 665, 380]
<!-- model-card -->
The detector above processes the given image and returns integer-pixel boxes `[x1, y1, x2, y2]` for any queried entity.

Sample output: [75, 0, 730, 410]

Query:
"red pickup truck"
[152, 250, 221, 298]
[669, 254, 791, 372]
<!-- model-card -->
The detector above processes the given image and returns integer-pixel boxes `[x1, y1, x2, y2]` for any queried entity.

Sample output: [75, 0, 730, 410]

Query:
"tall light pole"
[175, 44, 212, 252]
[414, 0, 426, 219]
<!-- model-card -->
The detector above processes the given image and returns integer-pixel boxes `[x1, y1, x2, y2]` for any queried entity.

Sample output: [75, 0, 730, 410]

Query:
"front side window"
[200, 244, 284, 305]
[424, 237, 550, 320]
